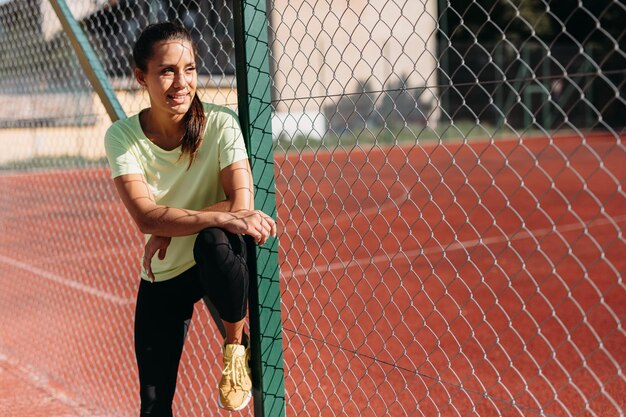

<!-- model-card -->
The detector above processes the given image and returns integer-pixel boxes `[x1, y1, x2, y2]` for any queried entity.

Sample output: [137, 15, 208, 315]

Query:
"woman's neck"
[140, 108, 185, 150]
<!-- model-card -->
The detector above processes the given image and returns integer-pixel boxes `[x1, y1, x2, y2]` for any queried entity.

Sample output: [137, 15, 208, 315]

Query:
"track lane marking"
[287, 214, 626, 278]
[0, 253, 134, 306]
[1, 214, 623, 303]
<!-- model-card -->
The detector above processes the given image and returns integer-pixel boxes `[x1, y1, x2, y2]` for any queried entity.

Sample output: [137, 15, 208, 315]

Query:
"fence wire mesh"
[0, 0, 623, 417]
[0, 1, 246, 416]
[269, 0, 625, 416]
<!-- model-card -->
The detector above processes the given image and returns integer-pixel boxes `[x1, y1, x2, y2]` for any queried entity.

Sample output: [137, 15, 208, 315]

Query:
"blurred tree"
[377, 76, 432, 127]
[325, 79, 382, 134]
[447, 0, 552, 45]
[443, 0, 624, 128]
[447, 0, 623, 51]
[547, 0, 624, 53]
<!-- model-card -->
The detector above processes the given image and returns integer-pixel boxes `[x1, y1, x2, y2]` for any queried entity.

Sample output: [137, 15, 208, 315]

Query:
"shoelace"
[223, 351, 248, 390]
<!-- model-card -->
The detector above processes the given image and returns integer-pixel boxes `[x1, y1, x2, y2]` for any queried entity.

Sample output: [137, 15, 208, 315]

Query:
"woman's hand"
[220, 210, 277, 245]
[140, 211, 274, 282]
[143, 235, 172, 282]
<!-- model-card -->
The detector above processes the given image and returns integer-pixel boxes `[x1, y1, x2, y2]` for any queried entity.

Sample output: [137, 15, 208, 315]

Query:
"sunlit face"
[135, 39, 197, 118]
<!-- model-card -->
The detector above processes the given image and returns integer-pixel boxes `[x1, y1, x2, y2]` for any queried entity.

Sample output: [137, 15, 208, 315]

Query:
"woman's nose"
[173, 70, 187, 88]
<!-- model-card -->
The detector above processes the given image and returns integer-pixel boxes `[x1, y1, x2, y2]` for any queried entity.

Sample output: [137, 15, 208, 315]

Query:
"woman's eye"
[186, 67, 196, 72]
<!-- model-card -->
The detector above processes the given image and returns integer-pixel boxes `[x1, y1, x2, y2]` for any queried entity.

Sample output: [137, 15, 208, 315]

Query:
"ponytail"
[181, 93, 205, 168]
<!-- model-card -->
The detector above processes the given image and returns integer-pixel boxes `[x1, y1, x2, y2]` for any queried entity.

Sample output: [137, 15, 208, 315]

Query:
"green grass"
[0, 121, 561, 171]
[0, 156, 108, 172]
[273, 121, 552, 154]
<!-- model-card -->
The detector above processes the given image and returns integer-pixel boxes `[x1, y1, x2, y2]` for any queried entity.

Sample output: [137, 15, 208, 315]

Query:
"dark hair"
[133, 21, 205, 168]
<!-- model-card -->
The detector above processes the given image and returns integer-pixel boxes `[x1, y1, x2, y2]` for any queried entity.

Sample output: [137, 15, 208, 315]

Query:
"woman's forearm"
[201, 194, 252, 213]
[138, 204, 274, 245]
[138, 205, 227, 236]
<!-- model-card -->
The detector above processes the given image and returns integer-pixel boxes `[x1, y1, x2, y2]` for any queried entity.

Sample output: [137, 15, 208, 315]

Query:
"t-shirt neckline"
[135, 109, 182, 153]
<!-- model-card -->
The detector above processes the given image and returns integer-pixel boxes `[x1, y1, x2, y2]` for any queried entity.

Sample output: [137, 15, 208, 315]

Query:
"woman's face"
[136, 39, 198, 118]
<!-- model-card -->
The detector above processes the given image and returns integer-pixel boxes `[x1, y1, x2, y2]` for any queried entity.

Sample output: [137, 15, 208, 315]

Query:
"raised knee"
[195, 227, 228, 247]
[193, 227, 229, 262]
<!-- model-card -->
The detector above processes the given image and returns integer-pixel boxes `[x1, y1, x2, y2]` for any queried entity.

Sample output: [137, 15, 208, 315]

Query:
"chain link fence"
[0, 0, 624, 416]
[269, 0, 625, 416]
[0, 1, 245, 416]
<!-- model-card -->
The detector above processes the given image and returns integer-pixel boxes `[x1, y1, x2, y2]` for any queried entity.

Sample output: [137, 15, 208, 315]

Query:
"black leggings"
[134, 228, 249, 417]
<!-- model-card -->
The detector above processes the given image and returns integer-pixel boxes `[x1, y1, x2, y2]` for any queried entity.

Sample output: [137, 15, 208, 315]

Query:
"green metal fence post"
[48, 0, 125, 122]
[233, 1, 286, 417]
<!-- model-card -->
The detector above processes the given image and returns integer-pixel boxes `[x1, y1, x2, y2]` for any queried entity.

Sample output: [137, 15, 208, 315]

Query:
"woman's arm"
[202, 159, 254, 212]
[113, 173, 275, 242]
[137, 159, 259, 281]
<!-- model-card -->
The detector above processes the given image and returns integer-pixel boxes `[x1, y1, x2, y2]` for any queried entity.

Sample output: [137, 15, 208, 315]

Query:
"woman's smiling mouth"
[168, 92, 190, 104]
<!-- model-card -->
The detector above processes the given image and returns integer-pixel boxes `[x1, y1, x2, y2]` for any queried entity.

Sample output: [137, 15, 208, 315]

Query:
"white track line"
[0, 167, 109, 178]
[281, 185, 410, 233]
[0, 254, 133, 306]
[287, 215, 626, 279]
[1, 215, 623, 303]
[0, 352, 109, 417]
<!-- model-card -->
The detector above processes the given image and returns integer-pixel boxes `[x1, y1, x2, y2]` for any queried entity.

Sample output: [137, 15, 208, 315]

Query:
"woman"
[104, 21, 275, 415]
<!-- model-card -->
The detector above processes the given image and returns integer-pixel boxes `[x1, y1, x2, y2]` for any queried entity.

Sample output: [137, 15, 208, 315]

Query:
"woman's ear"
[135, 68, 147, 87]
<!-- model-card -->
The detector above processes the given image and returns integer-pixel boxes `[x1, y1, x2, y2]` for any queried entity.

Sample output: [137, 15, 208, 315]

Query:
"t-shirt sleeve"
[218, 110, 249, 170]
[104, 124, 143, 179]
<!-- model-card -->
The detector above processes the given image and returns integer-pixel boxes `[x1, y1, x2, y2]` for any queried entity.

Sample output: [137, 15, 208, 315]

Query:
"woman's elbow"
[135, 216, 156, 235]
[133, 204, 167, 235]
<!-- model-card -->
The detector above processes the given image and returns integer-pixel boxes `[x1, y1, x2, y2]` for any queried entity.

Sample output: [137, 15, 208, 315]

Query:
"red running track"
[276, 132, 625, 417]
[0, 132, 623, 416]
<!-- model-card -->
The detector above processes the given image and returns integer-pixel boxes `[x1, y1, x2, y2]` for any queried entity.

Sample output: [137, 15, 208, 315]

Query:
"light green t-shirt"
[104, 102, 249, 282]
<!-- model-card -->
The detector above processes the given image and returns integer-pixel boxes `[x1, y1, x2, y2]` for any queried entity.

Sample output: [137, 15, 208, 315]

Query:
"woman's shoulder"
[105, 113, 141, 142]
[202, 102, 239, 124]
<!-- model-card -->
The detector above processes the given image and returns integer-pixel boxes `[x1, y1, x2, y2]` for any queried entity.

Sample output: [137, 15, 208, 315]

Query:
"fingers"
[143, 236, 170, 283]
[222, 210, 277, 245]
[257, 226, 268, 246]
[143, 248, 156, 283]
[253, 211, 276, 246]
[266, 214, 277, 238]
[147, 266, 155, 283]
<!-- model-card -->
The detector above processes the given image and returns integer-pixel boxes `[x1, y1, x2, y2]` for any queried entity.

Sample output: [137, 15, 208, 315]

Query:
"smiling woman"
[132, 24, 204, 161]
[104, 21, 276, 416]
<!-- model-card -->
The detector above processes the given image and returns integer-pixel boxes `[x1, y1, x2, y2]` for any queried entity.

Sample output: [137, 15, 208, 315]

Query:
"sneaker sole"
[218, 390, 252, 411]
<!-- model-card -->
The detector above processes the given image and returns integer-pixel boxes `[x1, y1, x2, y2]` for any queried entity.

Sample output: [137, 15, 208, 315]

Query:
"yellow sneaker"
[218, 343, 252, 411]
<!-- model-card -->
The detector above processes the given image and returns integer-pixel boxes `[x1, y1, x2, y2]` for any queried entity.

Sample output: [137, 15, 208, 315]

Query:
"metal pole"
[48, 0, 126, 122]
[233, 0, 286, 416]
